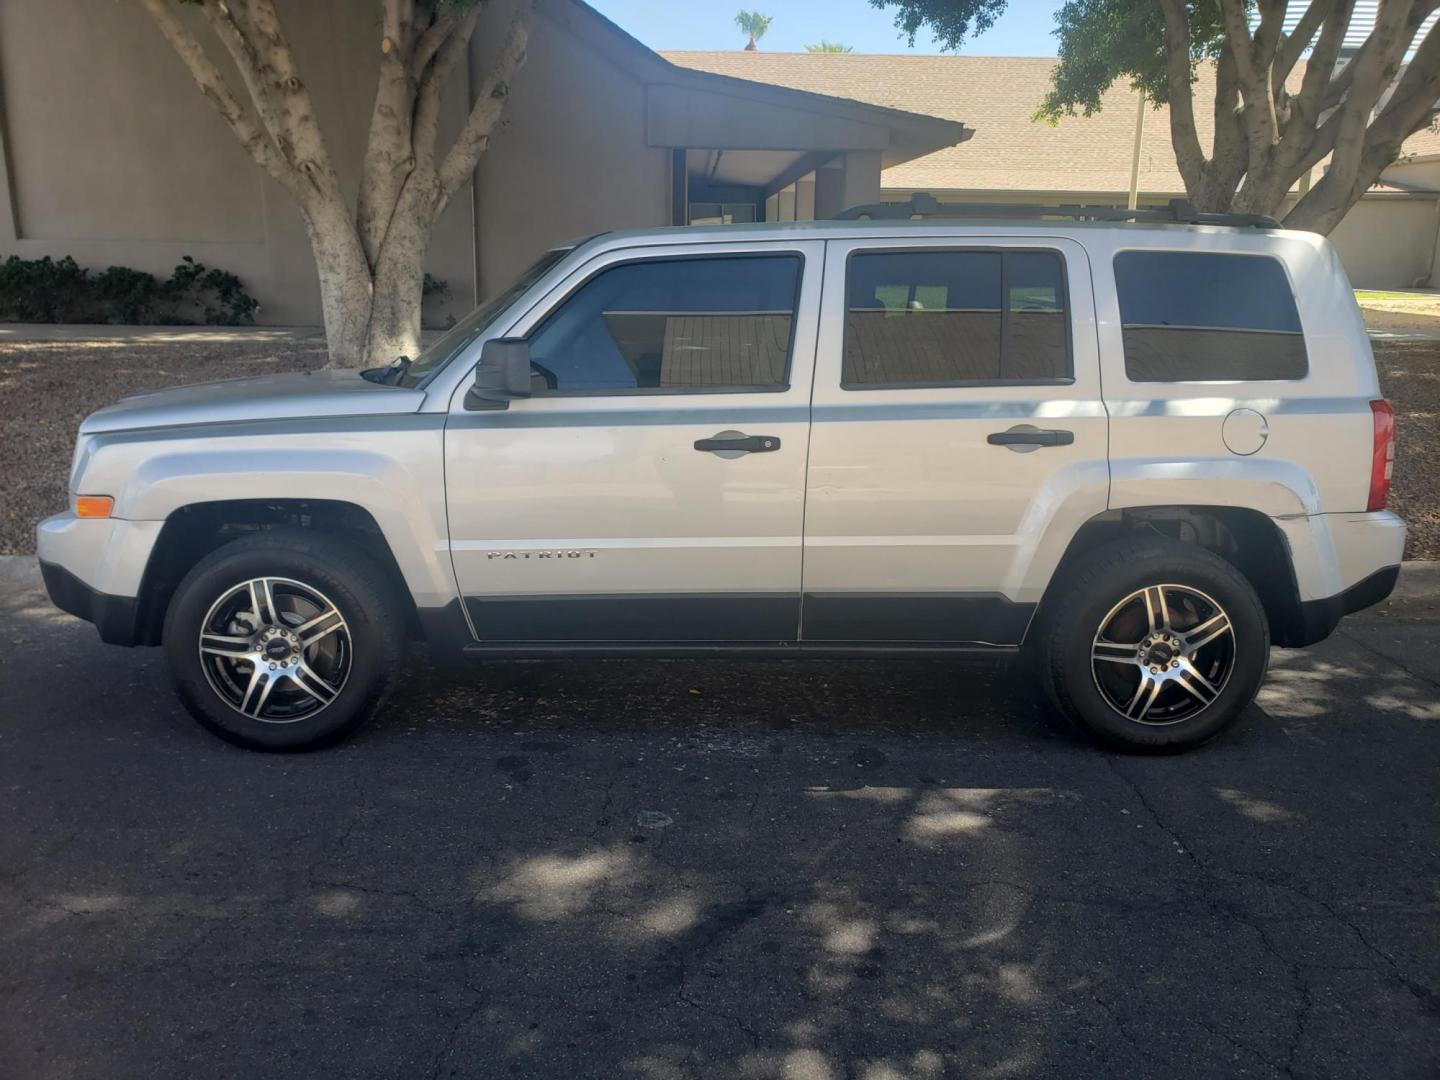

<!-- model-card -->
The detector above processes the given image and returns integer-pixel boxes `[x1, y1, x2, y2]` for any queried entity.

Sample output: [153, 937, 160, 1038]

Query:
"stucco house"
[665, 50, 1440, 290]
[0, 0, 967, 326]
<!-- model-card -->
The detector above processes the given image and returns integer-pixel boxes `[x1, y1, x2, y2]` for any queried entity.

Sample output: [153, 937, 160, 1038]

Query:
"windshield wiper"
[385, 355, 412, 385]
[359, 355, 411, 386]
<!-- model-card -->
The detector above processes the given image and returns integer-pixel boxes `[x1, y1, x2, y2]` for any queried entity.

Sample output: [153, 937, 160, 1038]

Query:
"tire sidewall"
[1044, 544, 1270, 751]
[163, 535, 400, 751]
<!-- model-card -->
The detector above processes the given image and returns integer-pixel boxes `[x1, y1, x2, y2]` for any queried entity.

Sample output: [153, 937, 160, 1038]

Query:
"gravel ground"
[1, 330, 1436, 558]
[1376, 340, 1440, 559]
[1, 339, 327, 553]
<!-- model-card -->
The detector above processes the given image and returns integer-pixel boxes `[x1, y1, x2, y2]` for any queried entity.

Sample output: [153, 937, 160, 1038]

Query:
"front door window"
[526, 255, 801, 394]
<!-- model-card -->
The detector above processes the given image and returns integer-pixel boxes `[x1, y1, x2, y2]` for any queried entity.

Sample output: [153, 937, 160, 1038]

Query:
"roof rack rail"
[833, 193, 1281, 229]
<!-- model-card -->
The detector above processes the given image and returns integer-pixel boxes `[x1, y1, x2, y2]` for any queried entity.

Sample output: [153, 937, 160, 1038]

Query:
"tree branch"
[411, 4, 463, 80]
[1325, 0, 1421, 201]
[1272, 0, 1354, 179]
[435, 0, 534, 214]
[1206, 50, 1249, 208]
[1156, 0, 1209, 200]
[197, 0, 296, 159]
[1361, 13, 1440, 158]
[1276, 0, 1332, 80]
[239, 0, 345, 197]
[1285, 5, 1440, 233]
[1290, 0, 1354, 131]
[1218, 0, 1281, 155]
[414, 5, 481, 172]
[136, 0, 304, 198]
[357, 0, 425, 266]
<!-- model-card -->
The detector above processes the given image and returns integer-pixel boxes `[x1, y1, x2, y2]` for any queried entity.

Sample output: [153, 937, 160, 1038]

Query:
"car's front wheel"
[1035, 538, 1270, 752]
[163, 531, 404, 751]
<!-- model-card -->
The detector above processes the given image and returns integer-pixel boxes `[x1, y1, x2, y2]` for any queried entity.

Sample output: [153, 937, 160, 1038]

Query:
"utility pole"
[1127, 91, 1146, 210]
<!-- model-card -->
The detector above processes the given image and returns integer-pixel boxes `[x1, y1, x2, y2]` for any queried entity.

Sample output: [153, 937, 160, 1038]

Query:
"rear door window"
[1113, 251, 1308, 381]
[842, 249, 1071, 388]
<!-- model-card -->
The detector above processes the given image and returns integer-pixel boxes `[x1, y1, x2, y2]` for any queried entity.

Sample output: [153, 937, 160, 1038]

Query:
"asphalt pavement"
[1, 557, 1436, 1079]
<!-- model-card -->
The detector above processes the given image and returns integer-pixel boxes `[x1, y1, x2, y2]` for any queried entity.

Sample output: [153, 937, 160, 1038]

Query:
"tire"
[1034, 537, 1270, 752]
[162, 530, 404, 751]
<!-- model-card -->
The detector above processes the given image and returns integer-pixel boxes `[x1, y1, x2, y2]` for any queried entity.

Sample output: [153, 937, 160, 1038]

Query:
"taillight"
[1368, 399, 1395, 512]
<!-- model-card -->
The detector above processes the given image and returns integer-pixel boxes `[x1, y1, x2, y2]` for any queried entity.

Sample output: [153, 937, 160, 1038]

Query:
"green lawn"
[1356, 289, 1438, 301]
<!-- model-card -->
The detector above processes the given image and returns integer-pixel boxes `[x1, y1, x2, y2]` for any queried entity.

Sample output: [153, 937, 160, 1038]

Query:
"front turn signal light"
[74, 495, 114, 519]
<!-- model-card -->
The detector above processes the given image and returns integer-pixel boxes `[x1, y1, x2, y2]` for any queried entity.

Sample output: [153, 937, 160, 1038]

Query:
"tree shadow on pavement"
[1, 584, 1437, 1079]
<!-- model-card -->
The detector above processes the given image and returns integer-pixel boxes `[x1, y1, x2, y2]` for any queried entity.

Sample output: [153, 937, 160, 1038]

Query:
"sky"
[584, 0, 1067, 56]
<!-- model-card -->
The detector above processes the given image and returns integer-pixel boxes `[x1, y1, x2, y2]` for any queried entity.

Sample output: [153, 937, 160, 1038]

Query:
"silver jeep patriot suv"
[37, 201, 1405, 752]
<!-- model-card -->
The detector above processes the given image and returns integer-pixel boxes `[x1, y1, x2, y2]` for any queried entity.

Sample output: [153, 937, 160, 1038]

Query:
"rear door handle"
[694, 431, 781, 456]
[987, 425, 1074, 449]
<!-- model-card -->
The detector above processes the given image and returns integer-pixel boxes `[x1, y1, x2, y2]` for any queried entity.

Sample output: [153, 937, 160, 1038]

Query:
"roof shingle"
[662, 51, 1440, 195]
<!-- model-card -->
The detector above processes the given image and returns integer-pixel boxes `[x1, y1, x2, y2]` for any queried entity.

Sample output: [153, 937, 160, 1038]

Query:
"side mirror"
[467, 338, 532, 410]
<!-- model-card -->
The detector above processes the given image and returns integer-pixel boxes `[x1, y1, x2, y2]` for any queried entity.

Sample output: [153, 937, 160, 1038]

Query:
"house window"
[842, 249, 1071, 387]
[1114, 251, 1308, 381]
[526, 254, 800, 394]
[688, 202, 758, 225]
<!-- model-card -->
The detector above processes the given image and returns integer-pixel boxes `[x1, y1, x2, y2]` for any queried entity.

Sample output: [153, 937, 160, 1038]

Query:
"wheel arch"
[1036, 505, 1308, 647]
[134, 499, 422, 646]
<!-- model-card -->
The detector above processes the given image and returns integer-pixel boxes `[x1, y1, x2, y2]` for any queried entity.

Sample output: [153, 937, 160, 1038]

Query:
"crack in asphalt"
[586, 769, 619, 842]
[427, 993, 490, 1080]
[1089, 987, 1168, 1069]
[1195, 1016, 1286, 1074]
[1104, 756, 1313, 1075]
[1106, 744, 1440, 1074]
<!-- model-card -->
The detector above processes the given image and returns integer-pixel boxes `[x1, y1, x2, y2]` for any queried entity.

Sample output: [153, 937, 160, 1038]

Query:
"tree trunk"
[305, 199, 377, 369]
[141, 0, 533, 370]
[1231, 160, 1293, 217]
[363, 169, 439, 366]
[366, 233, 427, 367]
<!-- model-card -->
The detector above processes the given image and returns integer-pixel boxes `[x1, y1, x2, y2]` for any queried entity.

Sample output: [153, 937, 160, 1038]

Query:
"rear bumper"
[39, 559, 142, 645]
[1278, 510, 1405, 645]
[1293, 563, 1400, 647]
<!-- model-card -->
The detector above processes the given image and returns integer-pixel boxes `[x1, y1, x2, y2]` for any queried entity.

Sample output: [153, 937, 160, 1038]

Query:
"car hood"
[79, 370, 428, 435]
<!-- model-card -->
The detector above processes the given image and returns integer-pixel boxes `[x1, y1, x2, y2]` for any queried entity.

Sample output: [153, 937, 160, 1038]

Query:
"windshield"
[401, 249, 568, 388]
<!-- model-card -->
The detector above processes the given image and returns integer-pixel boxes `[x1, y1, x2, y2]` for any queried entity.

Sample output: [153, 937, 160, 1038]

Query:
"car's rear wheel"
[163, 531, 403, 751]
[1035, 538, 1270, 751]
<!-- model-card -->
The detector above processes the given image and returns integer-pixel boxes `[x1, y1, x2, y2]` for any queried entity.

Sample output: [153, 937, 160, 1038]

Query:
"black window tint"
[1114, 251, 1308, 381]
[1004, 251, 1069, 380]
[526, 255, 800, 394]
[842, 249, 1070, 388]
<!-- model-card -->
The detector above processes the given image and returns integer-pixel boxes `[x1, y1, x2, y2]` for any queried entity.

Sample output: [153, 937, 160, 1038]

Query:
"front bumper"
[35, 512, 163, 646]
[39, 559, 142, 645]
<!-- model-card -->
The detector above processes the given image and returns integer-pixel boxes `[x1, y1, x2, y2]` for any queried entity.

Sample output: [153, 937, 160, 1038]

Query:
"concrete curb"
[0, 324, 327, 344]
[1387, 559, 1440, 600]
[0, 324, 448, 345]
[1368, 329, 1440, 342]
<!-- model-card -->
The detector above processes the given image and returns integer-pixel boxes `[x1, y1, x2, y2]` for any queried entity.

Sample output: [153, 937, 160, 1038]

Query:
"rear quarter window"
[1113, 251, 1308, 382]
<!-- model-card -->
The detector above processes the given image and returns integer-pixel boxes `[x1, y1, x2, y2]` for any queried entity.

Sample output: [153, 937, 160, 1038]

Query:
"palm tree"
[805, 41, 853, 53]
[734, 11, 774, 51]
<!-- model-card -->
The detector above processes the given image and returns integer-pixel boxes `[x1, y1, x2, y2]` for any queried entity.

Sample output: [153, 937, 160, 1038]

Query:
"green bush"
[0, 254, 259, 325]
[0, 255, 90, 322]
[422, 272, 456, 330]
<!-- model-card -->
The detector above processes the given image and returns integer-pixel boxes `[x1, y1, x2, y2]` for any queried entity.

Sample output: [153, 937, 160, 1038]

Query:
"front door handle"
[987, 425, 1074, 450]
[694, 431, 781, 457]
